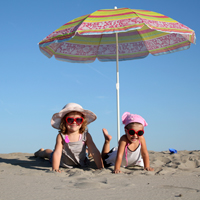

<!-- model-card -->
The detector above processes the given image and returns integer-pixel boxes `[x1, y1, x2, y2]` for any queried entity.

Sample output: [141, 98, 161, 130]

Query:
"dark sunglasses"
[126, 129, 144, 136]
[65, 117, 84, 125]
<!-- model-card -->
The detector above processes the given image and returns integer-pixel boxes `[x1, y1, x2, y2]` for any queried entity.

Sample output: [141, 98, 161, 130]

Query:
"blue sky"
[0, 0, 199, 153]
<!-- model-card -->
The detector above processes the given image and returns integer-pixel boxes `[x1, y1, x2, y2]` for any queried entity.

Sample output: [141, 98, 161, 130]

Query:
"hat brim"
[51, 106, 97, 129]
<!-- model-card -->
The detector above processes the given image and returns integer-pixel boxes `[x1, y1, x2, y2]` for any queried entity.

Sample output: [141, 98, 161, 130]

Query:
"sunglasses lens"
[128, 129, 144, 136]
[66, 117, 74, 124]
[76, 118, 83, 125]
[137, 130, 144, 136]
[128, 130, 135, 135]
[66, 117, 83, 125]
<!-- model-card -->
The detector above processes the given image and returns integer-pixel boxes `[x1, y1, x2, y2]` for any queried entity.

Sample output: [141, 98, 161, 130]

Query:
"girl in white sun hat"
[34, 103, 104, 172]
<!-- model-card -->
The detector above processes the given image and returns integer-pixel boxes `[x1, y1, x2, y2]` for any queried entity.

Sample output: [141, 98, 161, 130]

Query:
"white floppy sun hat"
[51, 103, 97, 129]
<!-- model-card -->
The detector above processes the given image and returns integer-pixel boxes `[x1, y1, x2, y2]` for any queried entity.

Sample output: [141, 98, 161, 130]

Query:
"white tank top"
[121, 143, 144, 167]
[104, 141, 144, 168]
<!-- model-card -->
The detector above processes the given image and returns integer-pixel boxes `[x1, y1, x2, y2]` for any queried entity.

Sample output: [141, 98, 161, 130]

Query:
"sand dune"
[0, 150, 200, 200]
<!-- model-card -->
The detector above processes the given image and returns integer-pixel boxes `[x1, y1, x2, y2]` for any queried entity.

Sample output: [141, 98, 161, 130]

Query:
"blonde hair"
[59, 112, 88, 134]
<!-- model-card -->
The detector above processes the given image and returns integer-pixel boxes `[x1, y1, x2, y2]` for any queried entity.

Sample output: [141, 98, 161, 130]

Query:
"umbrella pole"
[115, 32, 120, 141]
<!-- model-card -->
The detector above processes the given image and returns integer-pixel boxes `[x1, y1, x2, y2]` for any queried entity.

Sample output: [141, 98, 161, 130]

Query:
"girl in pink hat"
[102, 112, 154, 173]
[34, 103, 104, 172]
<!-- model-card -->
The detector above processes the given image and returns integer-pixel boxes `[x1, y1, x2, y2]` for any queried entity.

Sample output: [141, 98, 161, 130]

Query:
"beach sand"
[0, 150, 200, 200]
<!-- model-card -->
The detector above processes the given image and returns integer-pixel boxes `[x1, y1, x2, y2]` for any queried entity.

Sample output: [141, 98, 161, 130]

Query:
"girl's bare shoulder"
[120, 134, 129, 144]
[139, 135, 146, 143]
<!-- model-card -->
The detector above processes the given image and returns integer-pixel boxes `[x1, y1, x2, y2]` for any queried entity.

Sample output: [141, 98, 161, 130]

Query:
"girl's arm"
[140, 136, 154, 171]
[86, 132, 104, 169]
[52, 134, 63, 172]
[114, 135, 127, 173]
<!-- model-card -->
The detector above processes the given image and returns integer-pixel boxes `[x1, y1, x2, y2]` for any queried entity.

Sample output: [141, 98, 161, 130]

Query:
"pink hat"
[122, 112, 148, 127]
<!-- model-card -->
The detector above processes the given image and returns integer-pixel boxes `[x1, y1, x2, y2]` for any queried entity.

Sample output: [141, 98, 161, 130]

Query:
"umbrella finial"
[114, 6, 117, 9]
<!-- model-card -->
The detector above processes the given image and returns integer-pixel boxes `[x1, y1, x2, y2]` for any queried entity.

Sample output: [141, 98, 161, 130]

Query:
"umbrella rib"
[135, 29, 149, 55]
[96, 34, 104, 59]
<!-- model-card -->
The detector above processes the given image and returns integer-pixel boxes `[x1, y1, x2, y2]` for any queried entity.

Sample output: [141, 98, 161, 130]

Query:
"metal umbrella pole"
[115, 32, 120, 141]
[114, 6, 120, 142]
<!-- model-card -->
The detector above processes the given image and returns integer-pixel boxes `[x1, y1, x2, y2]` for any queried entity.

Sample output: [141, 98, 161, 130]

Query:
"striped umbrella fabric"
[39, 7, 196, 140]
[39, 7, 196, 63]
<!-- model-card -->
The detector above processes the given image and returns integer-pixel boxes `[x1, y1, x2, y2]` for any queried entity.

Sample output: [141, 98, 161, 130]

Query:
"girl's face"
[65, 111, 83, 133]
[125, 123, 144, 143]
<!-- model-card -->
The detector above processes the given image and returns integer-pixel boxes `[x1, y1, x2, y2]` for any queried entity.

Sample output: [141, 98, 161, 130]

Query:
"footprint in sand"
[74, 181, 104, 189]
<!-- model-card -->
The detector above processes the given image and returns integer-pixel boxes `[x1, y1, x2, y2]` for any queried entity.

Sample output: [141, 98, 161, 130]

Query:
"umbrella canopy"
[39, 7, 196, 140]
[39, 8, 195, 62]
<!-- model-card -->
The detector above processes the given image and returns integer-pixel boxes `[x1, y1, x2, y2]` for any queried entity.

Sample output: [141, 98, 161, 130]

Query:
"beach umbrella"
[39, 7, 196, 141]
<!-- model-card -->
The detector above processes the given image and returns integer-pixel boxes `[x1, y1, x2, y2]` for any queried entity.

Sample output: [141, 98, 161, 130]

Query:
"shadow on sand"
[0, 155, 101, 171]
[0, 155, 52, 171]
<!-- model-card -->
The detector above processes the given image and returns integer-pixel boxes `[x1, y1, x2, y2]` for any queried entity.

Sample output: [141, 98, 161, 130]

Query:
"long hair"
[59, 113, 88, 134]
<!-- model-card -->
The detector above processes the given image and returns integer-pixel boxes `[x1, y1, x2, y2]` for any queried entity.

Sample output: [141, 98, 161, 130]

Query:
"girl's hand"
[113, 169, 121, 174]
[144, 167, 154, 171]
[52, 169, 61, 173]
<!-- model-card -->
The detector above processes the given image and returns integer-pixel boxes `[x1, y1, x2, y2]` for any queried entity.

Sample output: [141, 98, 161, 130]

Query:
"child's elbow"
[141, 152, 149, 158]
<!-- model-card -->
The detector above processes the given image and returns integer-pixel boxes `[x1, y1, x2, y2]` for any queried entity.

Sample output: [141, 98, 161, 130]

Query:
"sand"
[0, 150, 200, 200]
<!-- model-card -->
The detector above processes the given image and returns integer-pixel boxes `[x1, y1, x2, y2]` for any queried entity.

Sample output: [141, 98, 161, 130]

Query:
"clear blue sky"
[0, 0, 199, 153]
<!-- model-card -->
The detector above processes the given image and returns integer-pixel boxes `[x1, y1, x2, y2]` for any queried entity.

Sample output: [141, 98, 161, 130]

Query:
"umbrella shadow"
[0, 156, 51, 171]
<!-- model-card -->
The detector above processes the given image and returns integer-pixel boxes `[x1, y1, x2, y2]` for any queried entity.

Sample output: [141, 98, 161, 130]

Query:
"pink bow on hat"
[122, 112, 148, 127]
